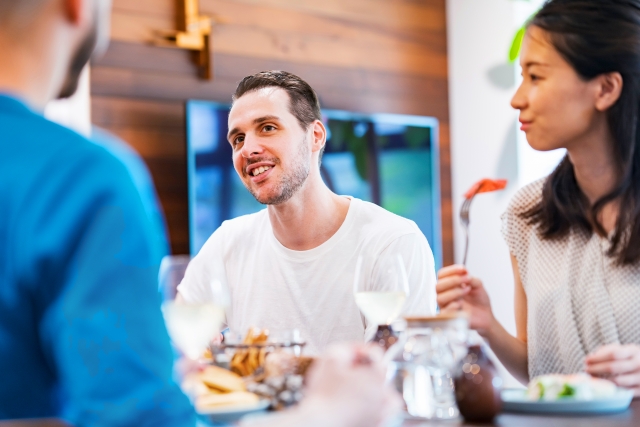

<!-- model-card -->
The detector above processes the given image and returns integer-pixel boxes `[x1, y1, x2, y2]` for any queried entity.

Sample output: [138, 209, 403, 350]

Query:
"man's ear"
[63, 0, 83, 24]
[311, 120, 327, 154]
[594, 72, 623, 112]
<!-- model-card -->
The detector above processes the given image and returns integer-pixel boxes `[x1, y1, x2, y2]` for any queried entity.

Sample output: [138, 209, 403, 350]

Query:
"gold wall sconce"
[155, 0, 213, 79]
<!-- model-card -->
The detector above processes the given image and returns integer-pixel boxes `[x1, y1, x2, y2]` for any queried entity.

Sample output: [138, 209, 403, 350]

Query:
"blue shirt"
[0, 94, 195, 426]
[89, 127, 170, 264]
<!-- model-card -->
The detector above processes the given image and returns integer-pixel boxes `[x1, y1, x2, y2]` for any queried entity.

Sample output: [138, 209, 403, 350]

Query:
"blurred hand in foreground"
[585, 344, 640, 397]
[241, 344, 402, 427]
[436, 265, 494, 335]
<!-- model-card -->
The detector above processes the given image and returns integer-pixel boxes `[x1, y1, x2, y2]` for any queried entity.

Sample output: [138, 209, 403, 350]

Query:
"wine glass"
[354, 253, 410, 349]
[159, 255, 229, 361]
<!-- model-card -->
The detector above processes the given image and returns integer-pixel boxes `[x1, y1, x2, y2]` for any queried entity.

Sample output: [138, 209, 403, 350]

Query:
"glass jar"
[454, 343, 502, 422]
[386, 313, 469, 420]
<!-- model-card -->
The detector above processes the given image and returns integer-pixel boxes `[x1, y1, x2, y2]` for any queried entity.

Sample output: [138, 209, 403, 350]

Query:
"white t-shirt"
[177, 198, 437, 355]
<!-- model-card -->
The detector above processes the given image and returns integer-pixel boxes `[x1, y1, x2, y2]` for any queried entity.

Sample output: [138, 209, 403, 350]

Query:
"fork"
[460, 197, 474, 266]
[459, 179, 508, 266]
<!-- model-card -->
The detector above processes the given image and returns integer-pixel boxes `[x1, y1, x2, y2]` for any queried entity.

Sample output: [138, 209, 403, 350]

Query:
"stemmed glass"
[353, 253, 410, 349]
[159, 255, 229, 361]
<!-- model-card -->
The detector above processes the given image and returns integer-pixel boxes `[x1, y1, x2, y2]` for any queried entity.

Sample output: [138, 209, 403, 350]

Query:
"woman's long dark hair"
[523, 0, 640, 265]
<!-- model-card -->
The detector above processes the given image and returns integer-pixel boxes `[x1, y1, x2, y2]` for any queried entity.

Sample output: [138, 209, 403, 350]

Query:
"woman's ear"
[594, 72, 623, 112]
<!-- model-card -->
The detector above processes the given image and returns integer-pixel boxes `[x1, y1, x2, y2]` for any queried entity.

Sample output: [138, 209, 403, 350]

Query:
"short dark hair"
[233, 71, 324, 163]
[233, 70, 322, 130]
[0, 1, 46, 30]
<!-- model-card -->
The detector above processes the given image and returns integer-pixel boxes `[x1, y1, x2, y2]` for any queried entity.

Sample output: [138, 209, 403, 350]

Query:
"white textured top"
[178, 198, 437, 355]
[502, 179, 640, 379]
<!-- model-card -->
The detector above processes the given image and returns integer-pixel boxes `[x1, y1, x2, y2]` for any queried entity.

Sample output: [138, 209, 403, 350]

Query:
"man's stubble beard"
[57, 15, 99, 99]
[246, 136, 311, 206]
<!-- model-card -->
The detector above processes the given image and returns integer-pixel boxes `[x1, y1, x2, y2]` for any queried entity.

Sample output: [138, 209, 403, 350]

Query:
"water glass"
[386, 314, 469, 420]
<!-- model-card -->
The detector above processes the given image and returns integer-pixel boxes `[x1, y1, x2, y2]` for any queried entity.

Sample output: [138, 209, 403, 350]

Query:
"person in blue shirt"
[0, 0, 194, 425]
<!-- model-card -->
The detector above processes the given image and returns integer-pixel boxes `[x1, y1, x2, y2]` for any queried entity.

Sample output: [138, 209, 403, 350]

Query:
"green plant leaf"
[509, 26, 526, 63]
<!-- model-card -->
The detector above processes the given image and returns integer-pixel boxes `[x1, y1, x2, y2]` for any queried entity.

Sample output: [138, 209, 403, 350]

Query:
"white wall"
[446, 0, 555, 387]
[44, 66, 91, 136]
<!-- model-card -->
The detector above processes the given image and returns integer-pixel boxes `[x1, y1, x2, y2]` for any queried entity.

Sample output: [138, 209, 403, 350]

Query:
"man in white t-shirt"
[177, 71, 437, 354]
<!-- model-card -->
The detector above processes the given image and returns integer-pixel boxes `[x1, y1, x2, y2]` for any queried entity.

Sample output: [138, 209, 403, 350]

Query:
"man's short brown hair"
[232, 70, 322, 131]
[0, 0, 50, 31]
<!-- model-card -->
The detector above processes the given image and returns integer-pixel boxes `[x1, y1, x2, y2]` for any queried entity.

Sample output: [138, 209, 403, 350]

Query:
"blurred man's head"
[0, 0, 112, 101]
[227, 71, 326, 205]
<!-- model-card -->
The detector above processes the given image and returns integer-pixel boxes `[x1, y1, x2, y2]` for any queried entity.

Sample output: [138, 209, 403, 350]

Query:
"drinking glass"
[386, 315, 469, 420]
[353, 253, 410, 348]
[158, 254, 191, 301]
[159, 255, 229, 360]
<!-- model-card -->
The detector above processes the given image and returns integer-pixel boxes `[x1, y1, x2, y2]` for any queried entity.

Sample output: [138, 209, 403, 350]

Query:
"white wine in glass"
[161, 302, 226, 360]
[354, 253, 410, 348]
[159, 255, 229, 360]
[354, 291, 407, 326]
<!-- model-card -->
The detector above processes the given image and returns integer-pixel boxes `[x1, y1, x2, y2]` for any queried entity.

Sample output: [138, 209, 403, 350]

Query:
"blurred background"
[46, 0, 565, 386]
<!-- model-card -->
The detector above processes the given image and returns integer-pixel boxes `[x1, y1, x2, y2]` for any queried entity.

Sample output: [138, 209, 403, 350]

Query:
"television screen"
[186, 101, 442, 267]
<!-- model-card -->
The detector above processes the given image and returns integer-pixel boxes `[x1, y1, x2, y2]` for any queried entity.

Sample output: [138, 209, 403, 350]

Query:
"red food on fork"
[459, 178, 507, 265]
[464, 179, 508, 200]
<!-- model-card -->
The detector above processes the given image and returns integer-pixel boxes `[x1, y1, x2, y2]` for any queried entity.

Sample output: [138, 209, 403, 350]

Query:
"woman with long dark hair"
[437, 0, 640, 395]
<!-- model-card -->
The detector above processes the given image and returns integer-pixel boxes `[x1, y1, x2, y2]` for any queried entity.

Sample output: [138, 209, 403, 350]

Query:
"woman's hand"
[585, 344, 640, 396]
[436, 265, 495, 336]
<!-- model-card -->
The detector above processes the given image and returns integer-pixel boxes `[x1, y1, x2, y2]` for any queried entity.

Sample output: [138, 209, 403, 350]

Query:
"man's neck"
[0, 23, 69, 110]
[267, 172, 351, 251]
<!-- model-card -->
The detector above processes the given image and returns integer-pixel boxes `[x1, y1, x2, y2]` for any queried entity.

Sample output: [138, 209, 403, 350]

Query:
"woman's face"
[511, 26, 602, 151]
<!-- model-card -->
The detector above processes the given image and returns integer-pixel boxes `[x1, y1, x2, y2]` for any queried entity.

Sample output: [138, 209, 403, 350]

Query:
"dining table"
[194, 399, 640, 427]
[4, 401, 637, 427]
[402, 399, 640, 427]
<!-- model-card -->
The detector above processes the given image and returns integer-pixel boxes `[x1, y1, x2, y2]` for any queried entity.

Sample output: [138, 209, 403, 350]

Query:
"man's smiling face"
[227, 87, 312, 205]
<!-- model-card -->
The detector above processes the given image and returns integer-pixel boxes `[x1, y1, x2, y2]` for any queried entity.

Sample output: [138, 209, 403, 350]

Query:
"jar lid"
[403, 312, 469, 328]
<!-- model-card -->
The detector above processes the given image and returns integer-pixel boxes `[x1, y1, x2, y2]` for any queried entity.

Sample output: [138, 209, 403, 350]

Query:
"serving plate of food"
[182, 328, 313, 423]
[501, 373, 634, 414]
[197, 398, 271, 424]
[182, 364, 270, 423]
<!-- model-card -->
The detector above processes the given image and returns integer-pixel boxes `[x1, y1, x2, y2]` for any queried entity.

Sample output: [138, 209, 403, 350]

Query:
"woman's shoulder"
[501, 178, 547, 254]
[506, 177, 546, 216]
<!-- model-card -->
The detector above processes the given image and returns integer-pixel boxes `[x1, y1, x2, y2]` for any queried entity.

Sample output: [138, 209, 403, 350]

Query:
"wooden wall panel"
[109, 0, 447, 77]
[92, 97, 190, 255]
[92, 0, 453, 264]
[92, 44, 450, 118]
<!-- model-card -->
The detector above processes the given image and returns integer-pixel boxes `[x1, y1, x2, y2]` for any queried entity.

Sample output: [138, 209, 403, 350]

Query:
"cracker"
[196, 391, 260, 410]
[201, 365, 247, 392]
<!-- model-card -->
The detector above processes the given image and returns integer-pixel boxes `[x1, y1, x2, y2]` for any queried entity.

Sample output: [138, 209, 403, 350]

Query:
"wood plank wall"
[91, 0, 453, 263]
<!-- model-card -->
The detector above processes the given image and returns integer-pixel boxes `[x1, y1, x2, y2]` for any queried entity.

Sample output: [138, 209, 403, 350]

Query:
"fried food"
[196, 391, 261, 410]
[230, 328, 270, 376]
[181, 365, 262, 413]
[200, 365, 247, 392]
[181, 372, 215, 398]
[202, 347, 212, 360]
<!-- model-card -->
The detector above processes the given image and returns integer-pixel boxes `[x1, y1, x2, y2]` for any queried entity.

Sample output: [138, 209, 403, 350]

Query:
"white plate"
[197, 399, 271, 424]
[501, 388, 634, 415]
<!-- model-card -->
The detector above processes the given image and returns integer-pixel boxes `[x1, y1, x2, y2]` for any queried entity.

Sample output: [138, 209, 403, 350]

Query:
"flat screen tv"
[186, 101, 443, 268]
